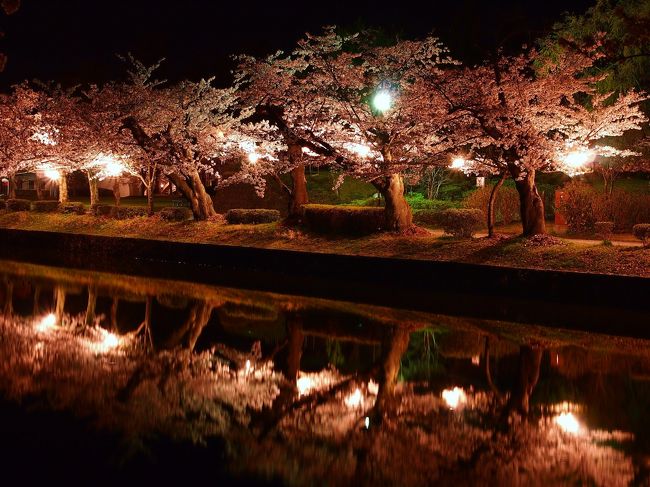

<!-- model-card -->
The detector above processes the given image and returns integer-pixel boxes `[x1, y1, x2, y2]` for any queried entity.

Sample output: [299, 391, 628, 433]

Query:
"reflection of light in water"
[36, 313, 57, 333]
[471, 355, 480, 365]
[367, 379, 379, 395]
[345, 388, 363, 408]
[245, 359, 251, 372]
[297, 376, 313, 396]
[554, 412, 581, 435]
[90, 329, 121, 354]
[364, 416, 370, 429]
[442, 387, 467, 409]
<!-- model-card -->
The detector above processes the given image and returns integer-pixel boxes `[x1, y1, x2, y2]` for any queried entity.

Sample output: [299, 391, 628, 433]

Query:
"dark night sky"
[1, 0, 594, 88]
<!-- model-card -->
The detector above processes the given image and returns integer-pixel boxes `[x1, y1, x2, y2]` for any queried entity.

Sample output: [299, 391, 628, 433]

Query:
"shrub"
[556, 181, 597, 233]
[303, 204, 384, 235]
[0, 200, 6, 210]
[5, 199, 31, 211]
[463, 185, 520, 225]
[405, 193, 458, 211]
[559, 182, 650, 233]
[110, 206, 148, 219]
[633, 224, 650, 247]
[159, 207, 193, 222]
[225, 208, 281, 225]
[91, 204, 113, 217]
[413, 209, 444, 227]
[594, 221, 614, 241]
[346, 195, 382, 207]
[59, 203, 85, 215]
[438, 208, 484, 238]
[30, 200, 60, 213]
[595, 190, 650, 233]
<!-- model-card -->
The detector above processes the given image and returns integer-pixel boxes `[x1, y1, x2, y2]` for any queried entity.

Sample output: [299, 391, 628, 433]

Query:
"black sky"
[1, 0, 594, 88]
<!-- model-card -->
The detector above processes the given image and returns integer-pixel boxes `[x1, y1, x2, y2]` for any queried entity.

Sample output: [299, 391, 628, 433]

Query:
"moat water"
[0, 259, 648, 485]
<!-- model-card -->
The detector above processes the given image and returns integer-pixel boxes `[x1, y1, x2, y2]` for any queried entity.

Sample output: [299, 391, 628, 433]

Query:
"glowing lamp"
[554, 412, 580, 435]
[372, 90, 393, 113]
[442, 386, 467, 409]
[451, 157, 466, 170]
[563, 149, 594, 171]
[44, 168, 61, 181]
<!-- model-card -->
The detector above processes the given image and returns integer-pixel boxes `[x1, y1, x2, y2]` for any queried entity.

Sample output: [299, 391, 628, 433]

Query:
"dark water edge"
[1, 228, 649, 337]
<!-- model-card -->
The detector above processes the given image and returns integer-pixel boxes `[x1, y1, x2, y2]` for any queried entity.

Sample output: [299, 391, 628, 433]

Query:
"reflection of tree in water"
[0, 272, 647, 486]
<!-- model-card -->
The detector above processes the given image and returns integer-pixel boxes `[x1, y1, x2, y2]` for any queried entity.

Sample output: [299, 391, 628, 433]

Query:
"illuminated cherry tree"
[239, 28, 473, 231]
[452, 46, 647, 236]
[0, 83, 61, 198]
[117, 57, 282, 220]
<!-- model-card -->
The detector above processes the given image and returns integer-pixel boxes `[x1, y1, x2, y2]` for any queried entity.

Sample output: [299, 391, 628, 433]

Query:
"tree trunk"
[54, 286, 66, 324]
[32, 286, 41, 316]
[283, 315, 304, 381]
[110, 297, 119, 331]
[88, 177, 99, 207]
[373, 326, 410, 423]
[58, 173, 68, 203]
[147, 187, 154, 216]
[112, 178, 121, 206]
[85, 287, 97, 327]
[512, 169, 546, 236]
[287, 142, 308, 219]
[289, 165, 308, 218]
[487, 173, 507, 238]
[8, 174, 16, 199]
[373, 173, 413, 232]
[168, 170, 216, 220]
[506, 346, 543, 415]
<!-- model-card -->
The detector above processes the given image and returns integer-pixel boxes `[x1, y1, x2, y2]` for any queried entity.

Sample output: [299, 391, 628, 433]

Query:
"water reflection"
[0, 260, 649, 485]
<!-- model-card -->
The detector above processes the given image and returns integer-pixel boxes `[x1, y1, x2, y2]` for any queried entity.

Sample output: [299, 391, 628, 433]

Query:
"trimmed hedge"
[225, 208, 281, 225]
[633, 224, 650, 247]
[159, 207, 193, 222]
[6, 199, 31, 211]
[60, 203, 85, 215]
[31, 200, 60, 213]
[413, 209, 444, 227]
[110, 206, 148, 219]
[439, 208, 484, 238]
[594, 221, 614, 241]
[303, 204, 384, 235]
[91, 204, 113, 217]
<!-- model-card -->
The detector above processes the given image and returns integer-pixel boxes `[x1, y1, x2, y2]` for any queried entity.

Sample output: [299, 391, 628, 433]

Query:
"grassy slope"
[1, 211, 648, 278]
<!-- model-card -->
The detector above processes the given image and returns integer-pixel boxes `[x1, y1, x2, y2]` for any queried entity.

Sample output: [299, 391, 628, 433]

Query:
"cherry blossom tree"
[453, 46, 647, 236]
[0, 83, 58, 198]
[295, 29, 479, 231]
[239, 28, 474, 232]
[118, 57, 282, 220]
[235, 51, 332, 220]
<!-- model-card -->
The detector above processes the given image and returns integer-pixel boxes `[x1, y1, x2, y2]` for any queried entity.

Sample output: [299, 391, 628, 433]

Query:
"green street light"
[372, 90, 393, 113]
